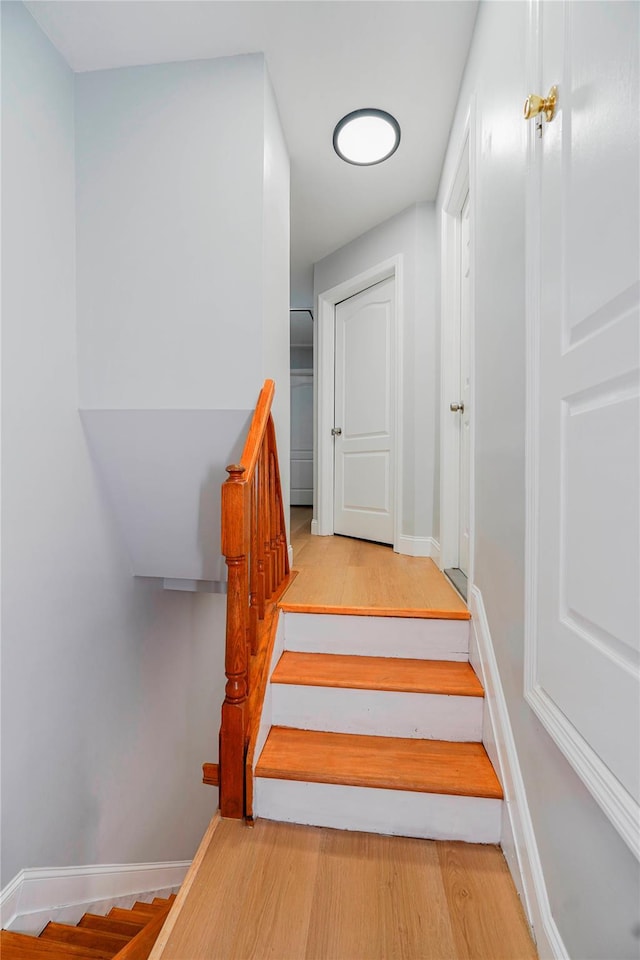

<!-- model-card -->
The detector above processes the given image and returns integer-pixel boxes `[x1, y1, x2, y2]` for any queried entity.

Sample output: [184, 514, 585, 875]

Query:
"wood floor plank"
[305, 831, 458, 960]
[256, 727, 503, 799]
[284, 509, 469, 618]
[227, 820, 322, 959]
[436, 841, 537, 960]
[158, 819, 263, 959]
[272, 652, 484, 696]
[280, 561, 469, 619]
[150, 816, 537, 960]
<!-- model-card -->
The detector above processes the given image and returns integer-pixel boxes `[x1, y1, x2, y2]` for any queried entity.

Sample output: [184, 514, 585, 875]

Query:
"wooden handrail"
[219, 380, 290, 818]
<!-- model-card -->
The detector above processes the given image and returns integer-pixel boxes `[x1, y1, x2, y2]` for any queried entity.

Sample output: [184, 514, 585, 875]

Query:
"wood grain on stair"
[109, 908, 165, 926]
[284, 512, 470, 619]
[256, 727, 503, 799]
[113, 903, 172, 960]
[0, 930, 110, 958]
[272, 651, 484, 696]
[39, 922, 129, 952]
[79, 915, 145, 936]
[132, 902, 163, 915]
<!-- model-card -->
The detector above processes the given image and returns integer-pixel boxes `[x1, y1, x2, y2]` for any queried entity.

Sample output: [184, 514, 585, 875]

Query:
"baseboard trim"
[469, 585, 569, 960]
[310, 518, 319, 536]
[1, 859, 190, 933]
[395, 535, 440, 559]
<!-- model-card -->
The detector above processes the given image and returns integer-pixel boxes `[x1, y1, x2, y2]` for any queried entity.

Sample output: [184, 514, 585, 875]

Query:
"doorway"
[440, 126, 473, 598]
[333, 278, 395, 544]
[315, 257, 403, 550]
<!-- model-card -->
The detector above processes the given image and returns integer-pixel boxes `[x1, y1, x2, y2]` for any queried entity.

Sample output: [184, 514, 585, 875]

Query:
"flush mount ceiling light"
[333, 108, 401, 166]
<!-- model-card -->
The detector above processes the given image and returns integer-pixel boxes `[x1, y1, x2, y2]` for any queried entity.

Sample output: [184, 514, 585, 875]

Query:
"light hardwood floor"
[154, 817, 536, 960]
[281, 509, 469, 619]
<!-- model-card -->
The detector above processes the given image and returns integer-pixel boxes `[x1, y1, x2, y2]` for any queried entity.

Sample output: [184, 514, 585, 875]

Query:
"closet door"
[526, 0, 639, 856]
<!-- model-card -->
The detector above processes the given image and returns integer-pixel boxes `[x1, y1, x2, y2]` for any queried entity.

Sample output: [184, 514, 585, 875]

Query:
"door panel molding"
[315, 256, 403, 550]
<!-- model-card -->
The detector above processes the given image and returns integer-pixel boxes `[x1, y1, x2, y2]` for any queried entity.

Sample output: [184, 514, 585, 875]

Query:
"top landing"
[280, 509, 470, 621]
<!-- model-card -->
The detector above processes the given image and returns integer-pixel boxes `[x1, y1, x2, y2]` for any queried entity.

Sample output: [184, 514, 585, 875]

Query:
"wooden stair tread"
[0, 929, 110, 958]
[278, 598, 471, 619]
[152, 895, 176, 906]
[108, 907, 161, 925]
[79, 914, 145, 936]
[256, 727, 503, 799]
[272, 652, 483, 696]
[40, 921, 129, 951]
[132, 901, 163, 914]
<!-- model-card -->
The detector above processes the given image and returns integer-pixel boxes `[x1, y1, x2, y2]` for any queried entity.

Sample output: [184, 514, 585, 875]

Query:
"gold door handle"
[523, 85, 558, 122]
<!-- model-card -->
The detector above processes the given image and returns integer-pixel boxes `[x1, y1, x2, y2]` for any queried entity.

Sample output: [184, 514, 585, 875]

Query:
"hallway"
[152, 816, 537, 960]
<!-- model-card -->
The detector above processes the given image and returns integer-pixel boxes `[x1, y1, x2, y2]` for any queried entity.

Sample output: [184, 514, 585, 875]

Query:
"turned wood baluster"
[256, 452, 266, 619]
[248, 473, 259, 654]
[268, 447, 279, 589]
[219, 464, 249, 819]
[262, 434, 276, 597]
[267, 416, 289, 585]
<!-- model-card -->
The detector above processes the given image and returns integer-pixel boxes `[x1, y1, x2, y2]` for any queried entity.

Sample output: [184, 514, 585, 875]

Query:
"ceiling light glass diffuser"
[333, 108, 401, 166]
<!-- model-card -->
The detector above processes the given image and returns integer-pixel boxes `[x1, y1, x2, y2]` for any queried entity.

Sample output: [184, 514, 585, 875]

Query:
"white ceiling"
[26, 1, 478, 305]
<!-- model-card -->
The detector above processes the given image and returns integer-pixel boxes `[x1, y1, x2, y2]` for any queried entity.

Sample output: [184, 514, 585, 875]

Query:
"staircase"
[253, 609, 503, 843]
[0, 895, 175, 959]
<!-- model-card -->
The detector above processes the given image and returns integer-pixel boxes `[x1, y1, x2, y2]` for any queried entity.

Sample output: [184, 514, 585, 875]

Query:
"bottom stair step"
[255, 727, 503, 843]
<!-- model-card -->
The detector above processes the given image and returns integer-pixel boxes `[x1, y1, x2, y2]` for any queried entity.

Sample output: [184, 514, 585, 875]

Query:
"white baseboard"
[395, 535, 440, 559]
[310, 518, 319, 536]
[288, 543, 294, 568]
[469, 585, 569, 960]
[0, 859, 190, 934]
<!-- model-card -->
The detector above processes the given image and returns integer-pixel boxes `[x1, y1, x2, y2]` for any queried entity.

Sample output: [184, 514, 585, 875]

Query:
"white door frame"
[314, 256, 404, 550]
[440, 106, 476, 580]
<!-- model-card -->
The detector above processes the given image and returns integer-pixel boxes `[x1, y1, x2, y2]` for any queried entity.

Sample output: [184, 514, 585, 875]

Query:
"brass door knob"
[524, 85, 558, 122]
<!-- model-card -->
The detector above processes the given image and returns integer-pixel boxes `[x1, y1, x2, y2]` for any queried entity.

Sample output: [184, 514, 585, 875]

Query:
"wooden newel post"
[219, 464, 249, 819]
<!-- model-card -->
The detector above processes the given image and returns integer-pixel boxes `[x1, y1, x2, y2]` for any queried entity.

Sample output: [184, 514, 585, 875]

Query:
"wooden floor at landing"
[280, 509, 469, 619]
[152, 817, 537, 960]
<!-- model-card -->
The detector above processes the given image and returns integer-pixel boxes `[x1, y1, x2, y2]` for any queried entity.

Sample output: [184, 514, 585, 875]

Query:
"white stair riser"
[272, 685, 483, 741]
[255, 778, 501, 843]
[283, 613, 469, 660]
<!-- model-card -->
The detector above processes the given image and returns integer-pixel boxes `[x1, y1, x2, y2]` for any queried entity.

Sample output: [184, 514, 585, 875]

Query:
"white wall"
[313, 203, 437, 545]
[76, 54, 266, 412]
[74, 51, 291, 577]
[1, 2, 225, 889]
[437, 3, 640, 957]
[262, 68, 291, 532]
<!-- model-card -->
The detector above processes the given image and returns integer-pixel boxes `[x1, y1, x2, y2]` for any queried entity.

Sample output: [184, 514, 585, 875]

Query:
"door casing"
[440, 107, 476, 580]
[314, 256, 404, 550]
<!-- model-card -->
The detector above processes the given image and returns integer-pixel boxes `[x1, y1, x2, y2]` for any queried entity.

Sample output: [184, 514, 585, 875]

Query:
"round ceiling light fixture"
[333, 108, 401, 166]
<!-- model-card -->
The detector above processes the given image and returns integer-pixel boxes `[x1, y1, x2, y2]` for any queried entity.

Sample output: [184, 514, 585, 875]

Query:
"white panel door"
[290, 374, 313, 505]
[458, 193, 471, 576]
[334, 278, 394, 544]
[528, 0, 640, 854]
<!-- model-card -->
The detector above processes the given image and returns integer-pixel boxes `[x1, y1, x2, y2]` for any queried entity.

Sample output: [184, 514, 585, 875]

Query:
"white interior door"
[458, 193, 471, 576]
[528, 0, 639, 853]
[290, 374, 313, 505]
[333, 278, 395, 544]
